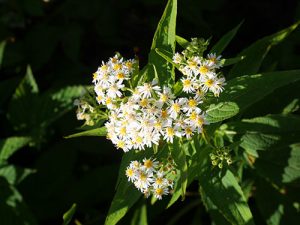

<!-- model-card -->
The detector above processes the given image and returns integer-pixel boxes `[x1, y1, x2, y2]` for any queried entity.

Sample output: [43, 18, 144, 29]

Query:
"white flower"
[207, 53, 222, 68]
[153, 186, 169, 200]
[173, 52, 184, 64]
[168, 98, 186, 119]
[137, 80, 161, 99]
[181, 77, 196, 93]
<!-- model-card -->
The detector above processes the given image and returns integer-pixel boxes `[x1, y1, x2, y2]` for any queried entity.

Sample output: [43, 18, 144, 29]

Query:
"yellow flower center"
[155, 188, 163, 195]
[161, 110, 168, 119]
[160, 94, 168, 102]
[144, 160, 153, 169]
[172, 103, 181, 113]
[188, 99, 197, 108]
[183, 79, 191, 87]
[113, 63, 122, 71]
[166, 127, 175, 137]
[156, 177, 163, 185]
[116, 73, 125, 79]
[185, 127, 193, 135]
[189, 112, 197, 121]
[205, 79, 214, 87]
[188, 60, 197, 69]
[140, 98, 148, 107]
[100, 65, 108, 71]
[125, 61, 132, 69]
[119, 127, 126, 136]
[117, 140, 125, 149]
[126, 168, 134, 177]
[199, 66, 209, 74]
[93, 72, 98, 80]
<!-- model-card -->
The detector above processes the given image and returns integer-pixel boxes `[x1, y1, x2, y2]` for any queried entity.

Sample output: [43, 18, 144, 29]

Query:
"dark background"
[1, 0, 300, 224]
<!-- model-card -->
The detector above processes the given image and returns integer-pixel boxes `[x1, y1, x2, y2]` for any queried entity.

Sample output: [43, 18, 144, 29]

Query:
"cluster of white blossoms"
[173, 52, 226, 97]
[92, 54, 137, 110]
[105, 79, 208, 152]
[125, 158, 174, 200]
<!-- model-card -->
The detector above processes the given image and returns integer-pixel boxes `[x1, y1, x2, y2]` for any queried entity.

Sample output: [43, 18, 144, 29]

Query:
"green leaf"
[255, 178, 300, 225]
[105, 150, 146, 225]
[0, 177, 38, 225]
[255, 143, 300, 186]
[62, 203, 77, 225]
[222, 56, 245, 67]
[0, 137, 31, 162]
[155, 48, 180, 69]
[65, 127, 107, 138]
[198, 147, 254, 225]
[226, 114, 300, 157]
[228, 22, 300, 78]
[205, 102, 239, 123]
[170, 138, 188, 200]
[130, 204, 148, 225]
[0, 165, 35, 185]
[16, 65, 39, 95]
[0, 40, 6, 67]
[149, 0, 177, 85]
[210, 21, 243, 55]
[219, 70, 300, 114]
[175, 35, 189, 48]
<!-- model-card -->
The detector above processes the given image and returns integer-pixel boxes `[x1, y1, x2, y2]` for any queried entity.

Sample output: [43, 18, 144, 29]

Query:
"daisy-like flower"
[143, 158, 159, 172]
[181, 77, 196, 93]
[126, 166, 137, 182]
[200, 72, 218, 93]
[153, 186, 169, 200]
[168, 98, 186, 119]
[207, 53, 222, 68]
[137, 80, 161, 99]
[173, 52, 184, 64]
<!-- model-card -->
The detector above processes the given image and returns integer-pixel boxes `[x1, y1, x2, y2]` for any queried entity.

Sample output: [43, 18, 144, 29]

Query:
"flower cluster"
[92, 54, 137, 110]
[125, 158, 174, 200]
[210, 148, 232, 169]
[173, 50, 226, 97]
[105, 80, 208, 152]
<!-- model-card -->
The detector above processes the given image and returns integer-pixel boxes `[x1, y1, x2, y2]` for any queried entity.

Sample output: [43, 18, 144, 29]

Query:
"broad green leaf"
[198, 147, 254, 225]
[0, 165, 34, 185]
[105, 149, 151, 225]
[0, 137, 31, 162]
[175, 35, 189, 48]
[210, 21, 243, 55]
[104, 178, 141, 225]
[255, 178, 300, 225]
[155, 48, 180, 69]
[38, 85, 85, 127]
[219, 70, 300, 114]
[65, 127, 107, 138]
[149, 0, 177, 85]
[205, 102, 239, 123]
[0, 177, 38, 225]
[171, 138, 188, 200]
[130, 204, 148, 225]
[62, 203, 77, 225]
[228, 22, 300, 78]
[255, 143, 300, 186]
[0, 40, 6, 67]
[225, 114, 300, 157]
